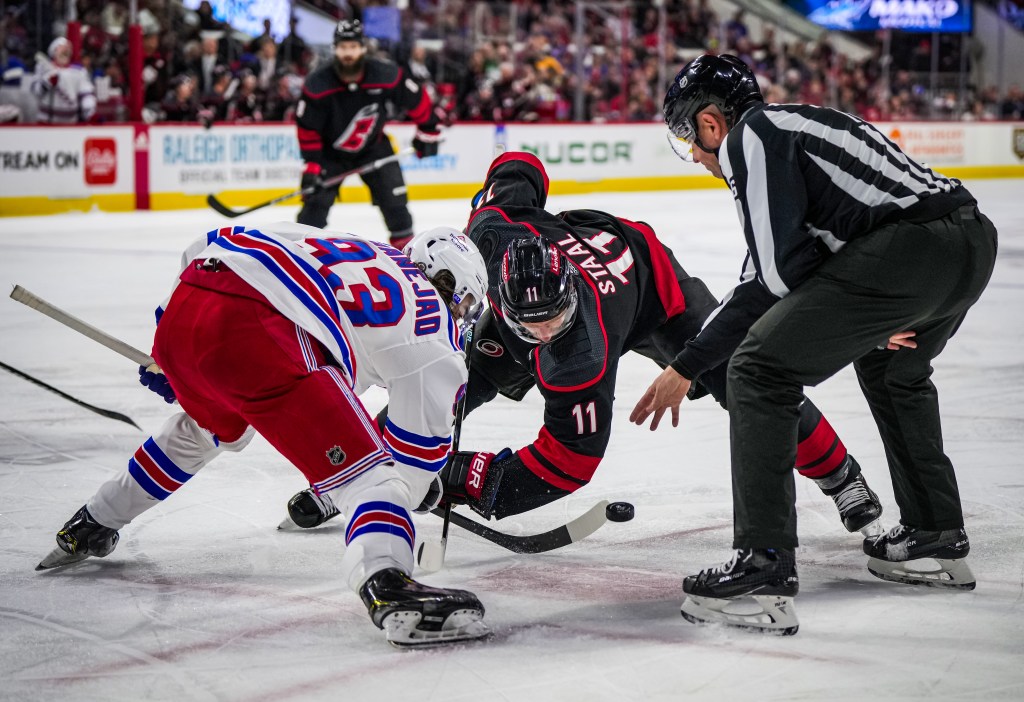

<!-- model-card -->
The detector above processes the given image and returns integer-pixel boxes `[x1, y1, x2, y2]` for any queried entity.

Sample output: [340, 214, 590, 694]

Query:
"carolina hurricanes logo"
[333, 104, 380, 153]
[476, 339, 505, 358]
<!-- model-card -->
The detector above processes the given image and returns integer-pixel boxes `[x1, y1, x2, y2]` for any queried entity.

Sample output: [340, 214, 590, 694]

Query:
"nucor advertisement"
[0, 126, 134, 200]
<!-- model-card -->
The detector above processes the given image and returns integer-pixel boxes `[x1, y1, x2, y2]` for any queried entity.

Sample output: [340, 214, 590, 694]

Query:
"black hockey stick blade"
[0, 359, 141, 430]
[206, 147, 416, 219]
[432, 500, 610, 554]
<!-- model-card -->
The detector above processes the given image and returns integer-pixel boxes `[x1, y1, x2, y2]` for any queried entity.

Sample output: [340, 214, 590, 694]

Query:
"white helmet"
[404, 226, 488, 326]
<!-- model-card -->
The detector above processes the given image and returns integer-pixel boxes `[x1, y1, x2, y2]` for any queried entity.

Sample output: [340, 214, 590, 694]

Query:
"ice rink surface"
[1, 181, 1022, 701]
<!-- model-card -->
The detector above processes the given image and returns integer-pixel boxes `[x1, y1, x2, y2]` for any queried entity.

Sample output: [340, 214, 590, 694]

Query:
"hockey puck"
[605, 501, 635, 522]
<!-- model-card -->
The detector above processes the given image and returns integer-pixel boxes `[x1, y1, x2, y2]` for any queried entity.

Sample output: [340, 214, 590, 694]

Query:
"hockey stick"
[432, 500, 610, 554]
[0, 359, 142, 430]
[10, 286, 157, 370]
[206, 147, 416, 218]
[416, 324, 474, 573]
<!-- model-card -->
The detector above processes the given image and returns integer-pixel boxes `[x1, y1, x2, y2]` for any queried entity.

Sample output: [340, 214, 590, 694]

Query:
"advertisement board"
[787, 0, 973, 32]
[0, 126, 135, 215]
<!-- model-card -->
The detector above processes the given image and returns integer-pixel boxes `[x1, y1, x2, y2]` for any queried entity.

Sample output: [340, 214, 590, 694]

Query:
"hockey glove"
[300, 162, 323, 200]
[412, 126, 442, 159]
[430, 447, 513, 519]
[138, 365, 176, 404]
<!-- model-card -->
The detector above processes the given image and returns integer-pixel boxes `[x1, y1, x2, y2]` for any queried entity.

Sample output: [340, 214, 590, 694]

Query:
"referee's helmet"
[663, 54, 763, 151]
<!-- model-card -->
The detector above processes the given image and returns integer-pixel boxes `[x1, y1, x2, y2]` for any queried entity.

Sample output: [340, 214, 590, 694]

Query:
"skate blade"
[681, 594, 799, 635]
[867, 556, 976, 590]
[36, 546, 89, 571]
[859, 519, 885, 538]
[382, 609, 490, 648]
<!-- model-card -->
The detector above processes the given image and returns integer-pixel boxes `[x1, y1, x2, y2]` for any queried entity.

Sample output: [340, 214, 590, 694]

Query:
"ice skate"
[816, 457, 883, 536]
[359, 568, 490, 648]
[864, 525, 975, 590]
[36, 505, 120, 571]
[279, 488, 341, 530]
[680, 548, 799, 635]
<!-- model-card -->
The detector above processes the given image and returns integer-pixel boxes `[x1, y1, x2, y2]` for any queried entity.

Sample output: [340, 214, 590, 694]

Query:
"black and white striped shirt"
[669, 102, 972, 381]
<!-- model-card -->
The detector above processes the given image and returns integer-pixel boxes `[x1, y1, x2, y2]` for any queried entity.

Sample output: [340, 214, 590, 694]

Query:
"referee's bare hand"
[630, 366, 691, 431]
[886, 330, 917, 351]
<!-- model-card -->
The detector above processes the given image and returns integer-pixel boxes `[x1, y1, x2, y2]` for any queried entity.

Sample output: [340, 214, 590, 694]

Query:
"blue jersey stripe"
[211, 237, 355, 380]
[142, 438, 193, 483]
[347, 523, 414, 549]
[387, 452, 448, 472]
[383, 418, 450, 448]
[128, 458, 170, 500]
[245, 230, 341, 318]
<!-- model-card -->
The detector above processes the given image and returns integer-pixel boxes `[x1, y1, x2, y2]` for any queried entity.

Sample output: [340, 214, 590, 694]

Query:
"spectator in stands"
[251, 37, 278, 93]
[254, 18, 274, 49]
[226, 68, 262, 122]
[199, 65, 236, 122]
[262, 72, 301, 122]
[161, 74, 199, 122]
[33, 37, 96, 124]
[192, 30, 225, 95]
[1000, 85, 1024, 119]
[279, 16, 308, 68]
[142, 26, 171, 107]
[0, 57, 38, 123]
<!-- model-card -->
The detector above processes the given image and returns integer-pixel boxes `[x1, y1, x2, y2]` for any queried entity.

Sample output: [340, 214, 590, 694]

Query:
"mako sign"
[788, 0, 973, 32]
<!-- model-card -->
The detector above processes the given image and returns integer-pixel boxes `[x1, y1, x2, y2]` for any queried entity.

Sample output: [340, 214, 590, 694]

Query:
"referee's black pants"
[727, 203, 998, 549]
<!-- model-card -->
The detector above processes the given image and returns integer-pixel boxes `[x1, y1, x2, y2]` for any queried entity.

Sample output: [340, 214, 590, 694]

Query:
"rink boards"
[1, 120, 1023, 216]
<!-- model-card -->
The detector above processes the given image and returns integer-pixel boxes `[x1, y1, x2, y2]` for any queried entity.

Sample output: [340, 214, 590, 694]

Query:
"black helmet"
[498, 238, 579, 344]
[334, 19, 363, 45]
[663, 54, 762, 156]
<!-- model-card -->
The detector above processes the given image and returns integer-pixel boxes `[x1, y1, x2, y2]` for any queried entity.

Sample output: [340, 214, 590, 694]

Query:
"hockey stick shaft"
[207, 147, 416, 218]
[0, 359, 141, 430]
[431, 500, 610, 554]
[10, 286, 157, 369]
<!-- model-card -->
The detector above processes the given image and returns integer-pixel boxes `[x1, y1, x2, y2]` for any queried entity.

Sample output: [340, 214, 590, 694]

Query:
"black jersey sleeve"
[470, 151, 550, 212]
[389, 67, 435, 126]
[295, 82, 330, 164]
[669, 253, 778, 380]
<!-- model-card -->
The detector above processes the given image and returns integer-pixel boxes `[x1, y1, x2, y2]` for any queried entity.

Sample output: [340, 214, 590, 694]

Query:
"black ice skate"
[816, 456, 883, 536]
[279, 488, 341, 530]
[680, 548, 800, 635]
[36, 505, 120, 570]
[864, 524, 975, 590]
[359, 568, 490, 648]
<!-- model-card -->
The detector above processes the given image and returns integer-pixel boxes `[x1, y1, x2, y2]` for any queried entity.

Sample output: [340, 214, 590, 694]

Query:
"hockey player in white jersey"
[32, 37, 96, 124]
[37, 223, 491, 648]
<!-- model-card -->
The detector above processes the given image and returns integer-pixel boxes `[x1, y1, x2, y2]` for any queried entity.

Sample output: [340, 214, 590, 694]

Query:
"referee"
[632, 54, 997, 633]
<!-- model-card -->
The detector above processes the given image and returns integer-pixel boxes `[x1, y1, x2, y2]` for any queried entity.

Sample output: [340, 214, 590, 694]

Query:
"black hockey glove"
[300, 162, 324, 200]
[418, 448, 513, 519]
[138, 365, 176, 404]
[412, 126, 442, 159]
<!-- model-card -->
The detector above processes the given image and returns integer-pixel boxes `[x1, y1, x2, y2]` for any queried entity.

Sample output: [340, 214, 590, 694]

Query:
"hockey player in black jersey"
[639, 54, 997, 633]
[294, 20, 442, 249]
[286, 151, 884, 548]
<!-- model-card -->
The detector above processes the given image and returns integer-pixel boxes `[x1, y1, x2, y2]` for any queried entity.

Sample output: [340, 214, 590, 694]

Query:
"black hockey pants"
[727, 203, 998, 549]
[297, 140, 413, 239]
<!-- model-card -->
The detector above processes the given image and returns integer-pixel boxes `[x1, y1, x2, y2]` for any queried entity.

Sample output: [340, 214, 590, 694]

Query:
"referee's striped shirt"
[669, 102, 973, 382]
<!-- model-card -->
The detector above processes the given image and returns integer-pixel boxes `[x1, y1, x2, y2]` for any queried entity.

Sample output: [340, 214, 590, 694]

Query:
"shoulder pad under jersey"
[361, 58, 401, 89]
[534, 281, 608, 392]
[301, 63, 340, 99]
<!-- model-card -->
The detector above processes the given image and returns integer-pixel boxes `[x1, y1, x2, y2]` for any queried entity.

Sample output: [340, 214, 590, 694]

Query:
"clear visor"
[503, 293, 578, 345]
[667, 130, 695, 162]
[452, 292, 484, 329]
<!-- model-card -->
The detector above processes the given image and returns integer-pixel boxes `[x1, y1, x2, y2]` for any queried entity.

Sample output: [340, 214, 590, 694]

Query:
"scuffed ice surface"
[1, 182, 1022, 701]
